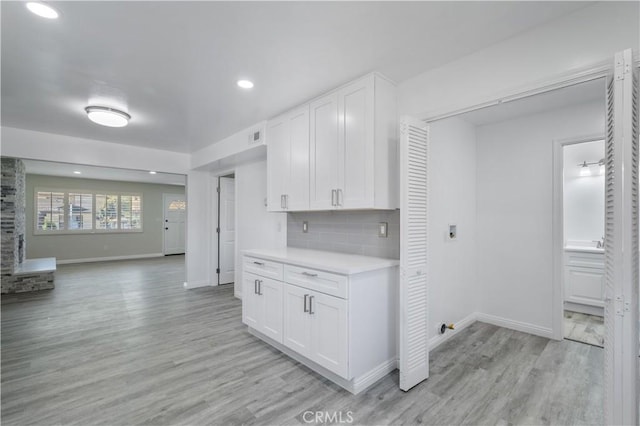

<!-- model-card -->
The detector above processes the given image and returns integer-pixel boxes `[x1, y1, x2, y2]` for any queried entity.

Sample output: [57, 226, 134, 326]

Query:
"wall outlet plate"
[378, 222, 388, 238]
[302, 221, 308, 233]
[448, 224, 457, 240]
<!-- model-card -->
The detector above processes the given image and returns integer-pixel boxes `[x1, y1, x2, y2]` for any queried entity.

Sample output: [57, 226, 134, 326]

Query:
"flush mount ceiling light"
[26, 2, 59, 19]
[73, 171, 81, 175]
[85, 106, 131, 127]
[237, 80, 254, 89]
[149, 171, 157, 175]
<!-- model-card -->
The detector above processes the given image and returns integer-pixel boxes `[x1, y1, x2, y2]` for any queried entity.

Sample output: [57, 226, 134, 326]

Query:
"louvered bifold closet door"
[399, 116, 429, 391]
[603, 49, 639, 426]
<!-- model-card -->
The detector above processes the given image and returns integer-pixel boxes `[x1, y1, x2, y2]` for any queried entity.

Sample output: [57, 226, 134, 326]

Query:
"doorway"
[217, 174, 235, 285]
[554, 137, 605, 347]
[163, 193, 186, 255]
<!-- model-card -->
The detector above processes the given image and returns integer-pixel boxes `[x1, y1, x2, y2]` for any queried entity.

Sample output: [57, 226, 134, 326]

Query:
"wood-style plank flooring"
[2, 256, 603, 425]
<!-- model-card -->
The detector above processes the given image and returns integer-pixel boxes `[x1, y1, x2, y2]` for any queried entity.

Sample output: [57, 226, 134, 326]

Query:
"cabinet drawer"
[566, 252, 605, 269]
[243, 256, 283, 281]
[284, 265, 347, 299]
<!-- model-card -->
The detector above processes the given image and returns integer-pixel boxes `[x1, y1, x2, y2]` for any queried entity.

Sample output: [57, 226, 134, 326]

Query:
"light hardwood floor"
[564, 310, 605, 348]
[2, 256, 603, 425]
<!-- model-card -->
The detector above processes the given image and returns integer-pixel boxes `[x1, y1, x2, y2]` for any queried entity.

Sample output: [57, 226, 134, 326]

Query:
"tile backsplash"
[287, 210, 400, 259]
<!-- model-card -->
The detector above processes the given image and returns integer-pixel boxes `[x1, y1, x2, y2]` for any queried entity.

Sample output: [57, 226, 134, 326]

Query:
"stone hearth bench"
[1, 258, 56, 293]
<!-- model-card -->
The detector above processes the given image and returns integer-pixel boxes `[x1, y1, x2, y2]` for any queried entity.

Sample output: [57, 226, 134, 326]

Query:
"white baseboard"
[428, 312, 478, 351]
[476, 312, 554, 339]
[564, 302, 604, 317]
[56, 253, 164, 265]
[183, 280, 212, 289]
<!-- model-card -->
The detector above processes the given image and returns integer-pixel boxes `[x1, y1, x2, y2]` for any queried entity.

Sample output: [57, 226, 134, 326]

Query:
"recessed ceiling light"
[149, 171, 157, 175]
[73, 171, 81, 175]
[26, 2, 59, 19]
[85, 106, 131, 127]
[237, 80, 254, 89]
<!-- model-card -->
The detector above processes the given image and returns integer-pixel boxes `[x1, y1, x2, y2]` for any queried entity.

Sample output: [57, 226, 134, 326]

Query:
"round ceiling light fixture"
[85, 106, 131, 127]
[26, 2, 59, 19]
[237, 80, 254, 89]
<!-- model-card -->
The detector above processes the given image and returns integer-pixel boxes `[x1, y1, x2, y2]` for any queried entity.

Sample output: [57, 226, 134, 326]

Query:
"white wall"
[564, 175, 605, 243]
[428, 117, 478, 344]
[399, 2, 639, 119]
[26, 174, 184, 262]
[185, 169, 214, 288]
[1, 127, 189, 175]
[234, 160, 287, 298]
[475, 100, 604, 336]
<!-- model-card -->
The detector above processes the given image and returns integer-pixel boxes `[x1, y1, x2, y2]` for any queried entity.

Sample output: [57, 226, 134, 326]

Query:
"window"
[35, 189, 142, 234]
[36, 191, 65, 231]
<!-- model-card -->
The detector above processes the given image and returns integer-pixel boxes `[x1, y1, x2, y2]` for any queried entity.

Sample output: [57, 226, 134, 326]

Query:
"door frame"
[217, 173, 236, 285]
[162, 192, 186, 256]
[551, 133, 606, 341]
[210, 168, 236, 286]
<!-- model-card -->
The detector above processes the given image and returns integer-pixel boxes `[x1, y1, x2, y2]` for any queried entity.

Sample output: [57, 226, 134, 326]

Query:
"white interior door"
[218, 176, 235, 285]
[603, 49, 638, 425]
[163, 193, 186, 255]
[399, 116, 429, 391]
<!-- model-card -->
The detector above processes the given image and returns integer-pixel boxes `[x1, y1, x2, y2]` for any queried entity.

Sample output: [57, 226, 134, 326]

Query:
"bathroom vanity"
[241, 247, 398, 394]
[564, 243, 604, 314]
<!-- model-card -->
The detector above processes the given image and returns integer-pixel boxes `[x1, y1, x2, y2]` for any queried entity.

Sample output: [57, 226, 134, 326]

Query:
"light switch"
[378, 222, 388, 238]
[302, 221, 308, 233]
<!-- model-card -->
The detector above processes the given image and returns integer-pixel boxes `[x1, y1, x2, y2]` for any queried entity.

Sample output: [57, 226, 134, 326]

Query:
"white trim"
[552, 133, 606, 341]
[183, 279, 212, 289]
[476, 312, 554, 339]
[564, 302, 604, 317]
[56, 253, 163, 265]
[428, 312, 478, 351]
[248, 327, 396, 395]
[422, 60, 613, 123]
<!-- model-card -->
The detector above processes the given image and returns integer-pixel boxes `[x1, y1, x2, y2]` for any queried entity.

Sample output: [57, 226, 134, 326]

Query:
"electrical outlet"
[302, 221, 308, 233]
[378, 222, 388, 238]
[448, 224, 457, 240]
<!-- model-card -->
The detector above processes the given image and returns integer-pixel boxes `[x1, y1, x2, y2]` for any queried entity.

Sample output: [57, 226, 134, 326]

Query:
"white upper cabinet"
[268, 73, 397, 212]
[309, 92, 340, 210]
[267, 105, 310, 212]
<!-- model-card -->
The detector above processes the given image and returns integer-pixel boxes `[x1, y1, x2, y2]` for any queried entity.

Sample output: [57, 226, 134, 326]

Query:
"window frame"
[34, 187, 143, 235]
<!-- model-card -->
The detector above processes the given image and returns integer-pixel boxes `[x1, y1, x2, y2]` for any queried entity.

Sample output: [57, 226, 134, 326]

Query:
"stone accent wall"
[1, 158, 53, 293]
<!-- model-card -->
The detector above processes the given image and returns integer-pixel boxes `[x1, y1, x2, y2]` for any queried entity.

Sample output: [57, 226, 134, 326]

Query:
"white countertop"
[565, 246, 604, 254]
[243, 247, 399, 275]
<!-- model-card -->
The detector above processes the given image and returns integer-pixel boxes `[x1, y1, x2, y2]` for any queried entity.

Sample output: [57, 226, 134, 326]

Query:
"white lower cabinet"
[564, 250, 605, 308]
[283, 283, 347, 377]
[242, 249, 398, 395]
[242, 272, 283, 343]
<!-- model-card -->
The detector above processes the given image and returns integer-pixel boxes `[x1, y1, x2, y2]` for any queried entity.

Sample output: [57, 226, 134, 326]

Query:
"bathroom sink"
[565, 240, 604, 254]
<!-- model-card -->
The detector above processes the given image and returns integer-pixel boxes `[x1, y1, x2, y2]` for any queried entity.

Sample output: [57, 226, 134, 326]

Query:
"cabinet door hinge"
[216, 268, 220, 274]
[216, 186, 220, 194]
[216, 227, 220, 233]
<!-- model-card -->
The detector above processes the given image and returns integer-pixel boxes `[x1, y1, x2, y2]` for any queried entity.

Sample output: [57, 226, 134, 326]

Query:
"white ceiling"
[1, 1, 590, 153]
[458, 78, 605, 126]
[23, 160, 186, 186]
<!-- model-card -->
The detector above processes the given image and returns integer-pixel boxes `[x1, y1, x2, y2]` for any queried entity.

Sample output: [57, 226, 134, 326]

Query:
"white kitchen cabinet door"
[267, 117, 289, 212]
[310, 92, 340, 210]
[242, 273, 262, 329]
[287, 107, 310, 211]
[283, 284, 312, 357]
[338, 76, 374, 209]
[309, 291, 348, 378]
[260, 278, 284, 343]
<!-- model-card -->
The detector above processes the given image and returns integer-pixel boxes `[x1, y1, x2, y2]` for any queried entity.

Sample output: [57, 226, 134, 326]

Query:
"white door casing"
[218, 176, 235, 285]
[399, 116, 430, 391]
[603, 49, 639, 426]
[163, 193, 186, 255]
